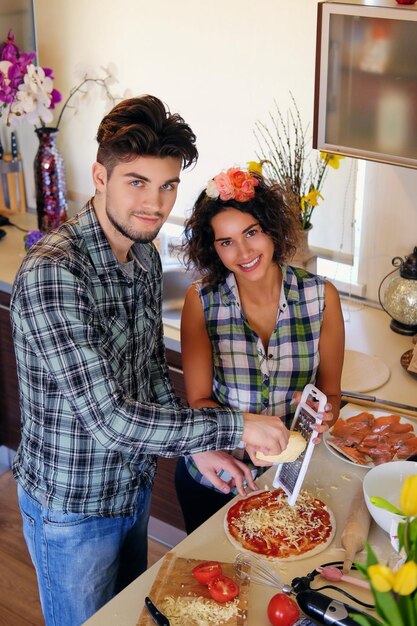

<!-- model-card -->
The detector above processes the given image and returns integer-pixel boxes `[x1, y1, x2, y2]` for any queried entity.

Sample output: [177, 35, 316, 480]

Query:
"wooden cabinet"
[314, 0, 417, 169]
[0, 291, 21, 450]
[150, 347, 186, 532]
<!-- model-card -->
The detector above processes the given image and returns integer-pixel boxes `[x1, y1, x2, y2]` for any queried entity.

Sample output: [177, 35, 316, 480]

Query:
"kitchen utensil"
[274, 384, 327, 505]
[233, 552, 290, 591]
[233, 554, 373, 625]
[341, 391, 417, 419]
[144, 596, 170, 626]
[340, 487, 371, 573]
[316, 566, 370, 591]
[296, 590, 370, 626]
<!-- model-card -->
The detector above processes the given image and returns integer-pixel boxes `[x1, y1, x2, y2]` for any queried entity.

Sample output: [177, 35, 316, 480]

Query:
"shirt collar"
[218, 265, 300, 306]
[283, 264, 301, 304]
[78, 199, 152, 276]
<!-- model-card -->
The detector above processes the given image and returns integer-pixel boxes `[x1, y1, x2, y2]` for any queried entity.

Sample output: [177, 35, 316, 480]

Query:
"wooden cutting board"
[137, 553, 250, 626]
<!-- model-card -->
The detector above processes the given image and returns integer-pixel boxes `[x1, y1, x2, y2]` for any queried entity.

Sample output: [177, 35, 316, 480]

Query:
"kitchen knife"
[342, 390, 417, 417]
[144, 596, 170, 626]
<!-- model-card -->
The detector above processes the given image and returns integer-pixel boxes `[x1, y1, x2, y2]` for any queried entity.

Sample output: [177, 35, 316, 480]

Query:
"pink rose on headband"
[228, 168, 259, 201]
[213, 172, 234, 201]
[206, 167, 259, 202]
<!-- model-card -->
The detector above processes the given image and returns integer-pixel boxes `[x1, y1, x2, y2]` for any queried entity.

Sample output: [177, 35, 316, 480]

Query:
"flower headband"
[206, 168, 259, 203]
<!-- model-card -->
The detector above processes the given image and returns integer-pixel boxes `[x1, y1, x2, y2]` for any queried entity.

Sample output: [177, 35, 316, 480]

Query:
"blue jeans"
[17, 484, 151, 626]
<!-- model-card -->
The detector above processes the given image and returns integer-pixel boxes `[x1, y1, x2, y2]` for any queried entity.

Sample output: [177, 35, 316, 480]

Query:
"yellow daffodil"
[301, 188, 323, 208]
[247, 161, 263, 175]
[393, 561, 417, 595]
[400, 475, 417, 517]
[320, 152, 345, 169]
[368, 564, 395, 592]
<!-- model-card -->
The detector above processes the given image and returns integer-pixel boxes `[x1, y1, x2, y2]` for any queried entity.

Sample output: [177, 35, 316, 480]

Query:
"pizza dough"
[224, 488, 336, 561]
[255, 431, 307, 463]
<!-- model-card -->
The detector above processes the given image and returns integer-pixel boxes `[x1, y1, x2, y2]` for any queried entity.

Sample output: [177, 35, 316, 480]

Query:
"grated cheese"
[162, 595, 239, 626]
[231, 490, 330, 553]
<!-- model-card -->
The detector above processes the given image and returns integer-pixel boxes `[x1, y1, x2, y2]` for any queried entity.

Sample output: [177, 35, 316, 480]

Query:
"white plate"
[323, 403, 417, 468]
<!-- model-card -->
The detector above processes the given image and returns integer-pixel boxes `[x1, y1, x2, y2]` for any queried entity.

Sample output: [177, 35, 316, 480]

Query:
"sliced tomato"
[208, 575, 239, 603]
[267, 593, 300, 626]
[191, 561, 223, 585]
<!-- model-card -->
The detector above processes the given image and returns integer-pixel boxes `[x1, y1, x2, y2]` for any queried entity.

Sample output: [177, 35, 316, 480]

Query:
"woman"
[175, 167, 345, 533]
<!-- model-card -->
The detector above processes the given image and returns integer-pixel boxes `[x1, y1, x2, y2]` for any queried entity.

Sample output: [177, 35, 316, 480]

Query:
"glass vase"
[34, 127, 67, 233]
[291, 225, 317, 272]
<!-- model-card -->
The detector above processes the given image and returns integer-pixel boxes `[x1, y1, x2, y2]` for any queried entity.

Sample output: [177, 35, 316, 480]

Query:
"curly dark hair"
[96, 95, 198, 177]
[182, 172, 300, 285]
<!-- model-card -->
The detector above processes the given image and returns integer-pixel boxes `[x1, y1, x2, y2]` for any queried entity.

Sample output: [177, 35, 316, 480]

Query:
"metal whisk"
[233, 552, 293, 593]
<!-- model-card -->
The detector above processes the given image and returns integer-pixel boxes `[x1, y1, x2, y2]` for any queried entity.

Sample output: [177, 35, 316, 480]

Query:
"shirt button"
[268, 353, 273, 359]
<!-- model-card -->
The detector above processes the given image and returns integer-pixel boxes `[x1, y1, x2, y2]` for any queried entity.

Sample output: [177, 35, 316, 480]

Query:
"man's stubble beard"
[106, 205, 162, 244]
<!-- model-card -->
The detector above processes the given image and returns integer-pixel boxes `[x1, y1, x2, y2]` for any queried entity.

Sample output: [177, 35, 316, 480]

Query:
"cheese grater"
[273, 384, 327, 505]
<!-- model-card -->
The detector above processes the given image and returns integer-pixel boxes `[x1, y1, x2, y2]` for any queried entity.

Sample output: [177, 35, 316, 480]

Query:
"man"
[10, 95, 289, 626]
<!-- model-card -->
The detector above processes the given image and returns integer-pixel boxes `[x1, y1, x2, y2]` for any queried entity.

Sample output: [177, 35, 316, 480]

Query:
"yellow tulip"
[400, 474, 417, 517]
[320, 152, 345, 169]
[368, 564, 395, 592]
[247, 161, 263, 175]
[302, 189, 323, 208]
[393, 561, 417, 595]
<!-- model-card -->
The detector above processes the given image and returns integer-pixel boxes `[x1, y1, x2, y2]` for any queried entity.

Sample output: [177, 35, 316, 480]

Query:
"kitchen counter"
[0, 211, 37, 293]
[83, 432, 396, 626]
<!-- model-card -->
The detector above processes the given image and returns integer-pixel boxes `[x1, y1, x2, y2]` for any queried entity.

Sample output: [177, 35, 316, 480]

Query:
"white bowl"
[363, 460, 417, 534]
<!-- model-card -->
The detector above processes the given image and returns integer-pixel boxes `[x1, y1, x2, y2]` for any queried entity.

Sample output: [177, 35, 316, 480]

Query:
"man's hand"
[241, 414, 289, 457]
[191, 450, 257, 496]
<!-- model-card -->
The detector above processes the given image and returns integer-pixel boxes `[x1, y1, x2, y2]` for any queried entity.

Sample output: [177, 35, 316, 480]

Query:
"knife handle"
[11, 132, 18, 160]
[145, 596, 170, 626]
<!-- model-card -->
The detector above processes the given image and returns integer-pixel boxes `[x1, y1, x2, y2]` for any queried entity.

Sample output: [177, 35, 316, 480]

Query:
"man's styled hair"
[96, 95, 198, 176]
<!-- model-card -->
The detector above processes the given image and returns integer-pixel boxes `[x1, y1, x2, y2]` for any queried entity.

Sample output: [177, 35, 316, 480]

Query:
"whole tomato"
[267, 593, 300, 626]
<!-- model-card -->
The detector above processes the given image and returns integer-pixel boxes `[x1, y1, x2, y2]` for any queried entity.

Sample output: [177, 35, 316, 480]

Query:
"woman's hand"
[292, 391, 334, 444]
[191, 450, 257, 496]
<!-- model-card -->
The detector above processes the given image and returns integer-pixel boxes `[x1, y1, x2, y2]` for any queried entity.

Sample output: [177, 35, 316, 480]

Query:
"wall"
[25, 0, 417, 301]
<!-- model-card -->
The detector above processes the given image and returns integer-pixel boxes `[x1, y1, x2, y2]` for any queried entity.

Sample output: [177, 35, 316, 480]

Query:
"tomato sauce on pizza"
[224, 489, 335, 561]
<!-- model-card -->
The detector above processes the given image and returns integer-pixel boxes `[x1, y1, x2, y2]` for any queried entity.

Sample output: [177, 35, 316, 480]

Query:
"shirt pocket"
[99, 313, 131, 371]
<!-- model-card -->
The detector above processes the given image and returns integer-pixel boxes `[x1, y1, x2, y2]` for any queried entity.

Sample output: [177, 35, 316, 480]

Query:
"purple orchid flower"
[0, 29, 20, 62]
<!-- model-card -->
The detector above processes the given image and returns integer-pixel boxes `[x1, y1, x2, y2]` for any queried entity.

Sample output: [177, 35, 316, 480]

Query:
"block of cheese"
[255, 431, 306, 463]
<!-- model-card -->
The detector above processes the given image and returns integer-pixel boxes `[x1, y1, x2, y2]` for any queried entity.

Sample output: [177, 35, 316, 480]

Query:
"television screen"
[314, 1, 417, 169]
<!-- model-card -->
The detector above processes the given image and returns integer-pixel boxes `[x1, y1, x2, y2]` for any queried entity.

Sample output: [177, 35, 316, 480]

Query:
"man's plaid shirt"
[10, 201, 243, 516]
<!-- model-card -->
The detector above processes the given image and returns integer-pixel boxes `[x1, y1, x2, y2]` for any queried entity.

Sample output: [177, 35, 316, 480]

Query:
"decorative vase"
[34, 127, 67, 233]
[291, 225, 316, 272]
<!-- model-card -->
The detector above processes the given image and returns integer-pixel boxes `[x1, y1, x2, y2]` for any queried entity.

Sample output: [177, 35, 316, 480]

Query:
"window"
[316, 159, 366, 297]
